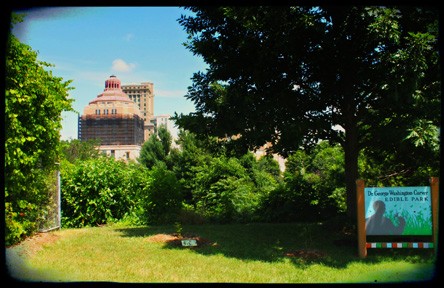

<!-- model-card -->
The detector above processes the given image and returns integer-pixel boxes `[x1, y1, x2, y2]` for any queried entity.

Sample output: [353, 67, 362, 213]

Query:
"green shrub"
[191, 156, 262, 223]
[142, 163, 182, 224]
[259, 142, 346, 222]
[61, 157, 131, 227]
[123, 162, 153, 225]
[5, 168, 54, 246]
[258, 183, 312, 222]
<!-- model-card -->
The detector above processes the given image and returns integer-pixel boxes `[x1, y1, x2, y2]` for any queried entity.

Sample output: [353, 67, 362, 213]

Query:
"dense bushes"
[258, 142, 346, 222]
[59, 138, 349, 227]
[57, 138, 349, 227]
[59, 134, 284, 227]
[5, 168, 55, 245]
[61, 157, 132, 227]
[58, 132, 439, 228]
[60, 157, 183, 227]
[142, 163, 182, 224]
[191, 156, 271, 223]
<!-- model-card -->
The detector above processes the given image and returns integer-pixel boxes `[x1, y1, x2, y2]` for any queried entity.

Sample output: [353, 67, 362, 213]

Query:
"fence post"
[356, 179, 366, 258]
[57, 166, 61, 230]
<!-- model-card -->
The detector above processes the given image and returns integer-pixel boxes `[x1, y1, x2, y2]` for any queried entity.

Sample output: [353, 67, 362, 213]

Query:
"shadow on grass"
[115, 222, 436, 270]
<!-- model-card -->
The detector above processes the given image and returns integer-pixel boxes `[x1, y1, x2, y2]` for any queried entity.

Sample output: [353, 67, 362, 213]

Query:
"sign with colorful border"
[356, 177, 439, 258]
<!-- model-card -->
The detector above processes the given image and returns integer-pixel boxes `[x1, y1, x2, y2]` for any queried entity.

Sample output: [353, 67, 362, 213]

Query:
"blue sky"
[11, 6, 208, 140]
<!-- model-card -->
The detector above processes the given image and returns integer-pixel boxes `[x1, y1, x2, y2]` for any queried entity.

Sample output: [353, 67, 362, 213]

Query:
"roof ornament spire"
[105, 75, 121, 91]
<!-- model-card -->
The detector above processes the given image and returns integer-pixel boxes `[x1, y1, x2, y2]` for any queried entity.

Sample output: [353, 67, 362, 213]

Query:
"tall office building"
[78, 75, 144, 160]
[121, 82, 154, 141]
[150, 114, 172, 133]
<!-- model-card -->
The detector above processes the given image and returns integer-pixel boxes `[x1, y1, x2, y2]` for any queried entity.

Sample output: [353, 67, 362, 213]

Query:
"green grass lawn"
[5, 222, 437, 283]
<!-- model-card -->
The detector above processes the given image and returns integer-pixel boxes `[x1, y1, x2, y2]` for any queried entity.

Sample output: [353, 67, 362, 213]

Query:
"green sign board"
[364, 186, 432, 236]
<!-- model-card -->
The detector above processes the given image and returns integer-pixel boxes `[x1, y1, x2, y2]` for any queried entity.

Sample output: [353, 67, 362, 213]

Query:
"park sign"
[364, 186, 432, 236]
[356, 178, 439, 258]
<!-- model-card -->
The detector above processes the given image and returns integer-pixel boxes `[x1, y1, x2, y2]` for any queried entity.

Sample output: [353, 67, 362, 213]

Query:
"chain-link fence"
[38, 165, 61, 232]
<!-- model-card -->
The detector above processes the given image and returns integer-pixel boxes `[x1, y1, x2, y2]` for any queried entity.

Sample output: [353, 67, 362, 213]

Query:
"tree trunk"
[343, 103, 359, 226]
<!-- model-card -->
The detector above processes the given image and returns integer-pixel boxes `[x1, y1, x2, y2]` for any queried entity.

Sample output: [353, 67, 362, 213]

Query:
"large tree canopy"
[174, 6, 440, 220]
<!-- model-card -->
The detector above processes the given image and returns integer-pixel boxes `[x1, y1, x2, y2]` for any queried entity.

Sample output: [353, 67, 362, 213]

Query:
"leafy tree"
[239, 152, 281, 196]
[139, 125, 172, 169]
[123, 161, 153, 225]
[142, 163, 183, 224]
[175, 7, 440, 221]
[169, 129, 213, 203]
[192, 156, 256, 223]
[5, 14, 74, 244]
[59, 139, 101, 163]
[260, 141, 345, 222]
[257, 154, 281, 180]
[157, 124, 172, 156]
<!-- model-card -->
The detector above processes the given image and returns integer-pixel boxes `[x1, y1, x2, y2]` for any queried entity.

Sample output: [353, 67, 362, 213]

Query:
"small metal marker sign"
[181, 239, 198, 247]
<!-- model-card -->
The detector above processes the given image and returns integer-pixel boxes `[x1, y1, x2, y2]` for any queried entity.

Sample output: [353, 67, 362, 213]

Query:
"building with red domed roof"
[78, 75, 145, 160]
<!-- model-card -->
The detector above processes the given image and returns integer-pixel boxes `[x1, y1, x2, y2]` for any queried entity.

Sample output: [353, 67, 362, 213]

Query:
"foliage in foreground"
[5, 14, 74, 245]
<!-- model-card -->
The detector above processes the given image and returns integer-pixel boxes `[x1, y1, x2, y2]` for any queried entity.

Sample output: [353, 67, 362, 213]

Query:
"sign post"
[430, 177, 439, 255]
[356, 179, 367, 258]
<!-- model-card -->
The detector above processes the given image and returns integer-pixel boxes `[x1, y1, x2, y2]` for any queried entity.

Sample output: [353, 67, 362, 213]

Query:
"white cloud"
[111, 59, 136, 73]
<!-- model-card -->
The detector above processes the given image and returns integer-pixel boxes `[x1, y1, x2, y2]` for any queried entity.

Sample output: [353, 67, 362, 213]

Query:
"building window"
[95, 109, 100, 115]
[111, 109, 117, 114]
[104, 109, 109, 115]
[111, 150, 115, 158]
[126, 152, 130, 160]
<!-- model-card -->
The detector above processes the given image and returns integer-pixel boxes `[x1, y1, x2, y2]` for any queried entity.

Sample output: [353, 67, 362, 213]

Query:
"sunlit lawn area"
[5, 223, 437, 283]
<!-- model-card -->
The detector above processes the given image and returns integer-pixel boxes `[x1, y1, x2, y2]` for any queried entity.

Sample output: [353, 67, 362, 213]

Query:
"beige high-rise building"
[121, 82, 154, 141]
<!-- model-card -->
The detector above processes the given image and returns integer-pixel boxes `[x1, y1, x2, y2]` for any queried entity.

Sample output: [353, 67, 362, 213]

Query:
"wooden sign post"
[356, 179, 367, 258]
[430, 177, 439, 254]
[356, 177, 439, 258]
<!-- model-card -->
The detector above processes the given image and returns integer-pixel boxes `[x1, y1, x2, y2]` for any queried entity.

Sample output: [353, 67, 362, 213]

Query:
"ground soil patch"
[7, 232, 60, 258]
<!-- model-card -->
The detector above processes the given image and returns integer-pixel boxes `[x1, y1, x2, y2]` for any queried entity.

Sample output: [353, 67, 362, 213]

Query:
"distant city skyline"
[11, 7, 208, 140]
